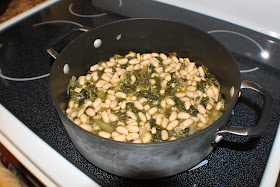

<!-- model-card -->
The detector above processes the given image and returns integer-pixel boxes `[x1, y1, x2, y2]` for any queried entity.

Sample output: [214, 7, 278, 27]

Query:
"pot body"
[49, 18, 240, 179]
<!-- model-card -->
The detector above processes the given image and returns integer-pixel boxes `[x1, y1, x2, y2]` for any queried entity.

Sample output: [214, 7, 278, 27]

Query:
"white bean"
[197, 113, 207, 123]
[98, 131, 111, 139]
[127, 125, 140, 133]
[129, 58, 139, 64]
[113, 135, 126, 142]
[215, 101, 223, 110]
[116, 126, 128, 135]
[177, 112, 190, 119]
[85, 108, 95, 117]
[90, 64, 99, 71]
[134, 101, 143, 110]
[155, 116, 163, 125]
[126, 133, 140, 141]
[166, 98, 175, 106]
[197, 105, 207, 114]
[181, 119, 194, 129]
[80, 124, 92, 132]
[159, 53, 168, 60]
[101, 111, 110, 123]
[161, 130, 169, 140]
[161, 118, 169, 128]
[118, 58, 128, 65]
[109, 100, 118, 109]
[115, 92, 126, 98]
[169, 111, 177, 121]
[127, 111, 137, 120]
[109, 113, 118, 122]
[198, 66, 205, 77]
[148, 107, 158, 115]
[142, 132, 152, 143]
[166, 120, 179, 130]
[138, 112, 147, 122]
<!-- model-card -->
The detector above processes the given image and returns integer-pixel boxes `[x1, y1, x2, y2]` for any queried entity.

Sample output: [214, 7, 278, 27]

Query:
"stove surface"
[0, 0, 279, 186]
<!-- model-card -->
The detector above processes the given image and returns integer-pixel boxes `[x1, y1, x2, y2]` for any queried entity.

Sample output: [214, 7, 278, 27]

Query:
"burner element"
[69, 3, 107, 18]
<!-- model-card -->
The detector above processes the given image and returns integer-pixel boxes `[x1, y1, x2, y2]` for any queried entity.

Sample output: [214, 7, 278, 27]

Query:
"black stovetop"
[0, 0, 279, 186]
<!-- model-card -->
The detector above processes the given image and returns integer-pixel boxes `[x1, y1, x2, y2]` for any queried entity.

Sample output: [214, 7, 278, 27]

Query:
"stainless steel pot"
[47, 18, 272, 179]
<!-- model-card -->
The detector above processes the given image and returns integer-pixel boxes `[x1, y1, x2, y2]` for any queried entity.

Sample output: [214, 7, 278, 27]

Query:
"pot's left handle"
[47, 27, 91, 59]
[213, 80, 272, 143]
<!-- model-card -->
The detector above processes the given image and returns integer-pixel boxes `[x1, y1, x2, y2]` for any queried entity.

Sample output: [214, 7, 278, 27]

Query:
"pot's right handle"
[214, 80, 272, 143]
[46, 27, 90, 59]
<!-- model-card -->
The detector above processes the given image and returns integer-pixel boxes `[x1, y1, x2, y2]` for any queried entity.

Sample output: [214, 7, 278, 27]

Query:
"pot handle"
[46, 27, 90, 59]
[213, 80, 272, 143]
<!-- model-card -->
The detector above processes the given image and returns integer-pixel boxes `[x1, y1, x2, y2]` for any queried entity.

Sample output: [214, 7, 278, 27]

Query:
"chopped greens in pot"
[65, 52, 225, 143]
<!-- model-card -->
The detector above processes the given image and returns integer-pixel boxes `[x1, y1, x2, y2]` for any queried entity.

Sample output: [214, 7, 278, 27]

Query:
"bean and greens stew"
[66, 52, 225, 143]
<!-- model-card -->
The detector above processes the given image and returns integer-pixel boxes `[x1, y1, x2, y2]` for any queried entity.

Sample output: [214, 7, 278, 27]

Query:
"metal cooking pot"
[47, 18, 272, 179]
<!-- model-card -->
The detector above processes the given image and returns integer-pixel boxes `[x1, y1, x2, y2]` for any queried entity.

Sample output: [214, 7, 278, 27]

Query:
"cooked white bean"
[206, 88, 215, 98]
[166, 120, 179, 130]
[68, 100, 74, 109]
[127, 111, 137, 120]
[151, 127, 157, 134]
[150, 58, 159, 67]
[161, 130, 169, 140]
[126, 65, 134, 71]
[113, 135, 126, 142]
[77, 109, 85, 117]
[132, 139, 142, 143]
[98, 131, 111, 139]
[117, 69, 126, 76]
[134, 64, 141, 70]
[73, 118, 81, 126]
[118, 58, 128, 65]
[181, 119, 193, 128]
[142, 132, 152, 143]
[146, 112, 151, 120]
[134, 101, 143, 110]
[129, 58, 139, 64]
[161, 118, 169, 128]
[166, 98, 175, 106]
[115, 92, 126, 98]
[90, 64, 99, 71]
[187, 62, 195, 73]
[197, 105, 207, 114]
[148, 107, 158, 115]
[112, 131, 120, 138]
[126, 133, 140, 141]
[155, 116, 163, 125]
[101, 111, 110, 123]
[109, 100, 118, 109]
[185, 91, 194, 98]
[172, 56, 179, 63]
[185, 100, 191, 110]
[80, 124, 92, 132]
[215, 101, 223, 110]
[169, 111, 177, 121]
[175, 92, 185, 98]
[159, 53, 167, 60]
[198, 66, 205, 77]
[91, 72, 98, 81]
[138, 112, 147, 122]
[74, 88, 82, 93]
[177, 112, 190, 119]
[127, 125, 140, 133]
[85, 108, 95, 117]
[116, 126, 128, 135]
[109, 113, 118, 122]
[197, 113, 207, 123]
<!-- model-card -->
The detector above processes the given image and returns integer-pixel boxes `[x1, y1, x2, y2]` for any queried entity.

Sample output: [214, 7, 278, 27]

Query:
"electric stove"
[0, 0, 279, 186]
